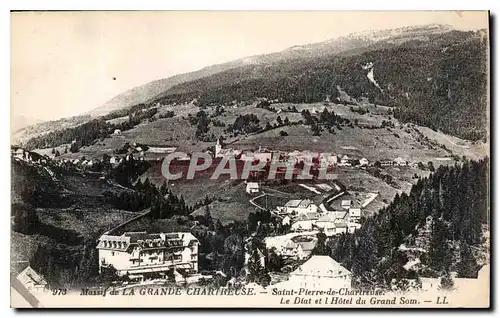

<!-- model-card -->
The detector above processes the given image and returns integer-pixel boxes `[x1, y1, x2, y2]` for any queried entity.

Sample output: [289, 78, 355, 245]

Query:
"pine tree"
[247, 249, 264, 283]
[427, 217, 452, 274]
[204, 205, 212, 225]
[457, 240, 478, 278]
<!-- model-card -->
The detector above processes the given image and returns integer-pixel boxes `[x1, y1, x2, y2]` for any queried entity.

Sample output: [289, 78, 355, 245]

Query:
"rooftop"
[291, 255, 351, 278]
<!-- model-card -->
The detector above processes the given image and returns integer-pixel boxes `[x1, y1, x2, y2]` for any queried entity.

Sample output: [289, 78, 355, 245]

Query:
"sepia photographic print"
[10, 11, 490, 308]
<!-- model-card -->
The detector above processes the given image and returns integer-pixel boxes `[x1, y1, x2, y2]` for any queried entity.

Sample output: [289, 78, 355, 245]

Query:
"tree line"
[321, 158, 489, 290]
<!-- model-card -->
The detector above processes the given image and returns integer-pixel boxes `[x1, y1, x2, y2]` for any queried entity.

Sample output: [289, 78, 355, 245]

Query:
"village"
[10, 133, 487, 297]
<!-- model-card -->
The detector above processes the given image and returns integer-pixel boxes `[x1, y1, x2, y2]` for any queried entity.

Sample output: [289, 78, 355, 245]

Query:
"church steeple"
[215, 137, 222, 157]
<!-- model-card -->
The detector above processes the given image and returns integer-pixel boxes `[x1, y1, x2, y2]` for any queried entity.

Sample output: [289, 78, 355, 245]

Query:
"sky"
[11, 11, 488, 122]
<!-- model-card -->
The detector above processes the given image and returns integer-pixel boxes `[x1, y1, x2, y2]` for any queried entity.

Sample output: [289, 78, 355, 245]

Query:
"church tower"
[215, 138, 222, 158]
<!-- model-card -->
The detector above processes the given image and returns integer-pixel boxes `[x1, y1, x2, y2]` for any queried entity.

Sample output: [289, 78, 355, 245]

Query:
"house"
[253, 152, 273, 163]
[295, 209, 320, 221]
[347, 222, 362, 234]
[148, 146, 177, 154]
[110, 156, 120, 165]
[281, 240, 302, 259]
[348, 208, 361, 220]
[281, 239, 315, 260]
[114, 129, 122, 135]
[245, 182, 260, 194]
[277, 199, 318, 216]
[15, 266, 48, 293]
[97, 231, 199, 278]
[359, 157, 370, 167]
[315, 212, 348, 231]
[380, 159, 394, 167]
[291, 220, 313, 232]
[316, 213, 350, 236]
[339, 155, 351, 166]
[287, 255, 351, 289]
[394, 157, 408, 166]
[341, 200, 352, 209]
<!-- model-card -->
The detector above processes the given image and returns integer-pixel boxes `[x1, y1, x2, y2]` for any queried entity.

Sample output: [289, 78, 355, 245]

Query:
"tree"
[266, 248, 284, 272]
[279, 130, 288, 137]
[427, 217, 452, 274]
[247, 249, 265, 284]
[284, 117, 290, 125]
[12, 203, 39, 234]
[204, 205, 213, 226]
[439, 272, 454, 291]
[414, 276, 423, 290]
[70, 141, 79, 153]
[312, 232, 330, 255]
[428, 161, 435, 172]
[276, 116, 283, 126]
[457, 240, 478, 278]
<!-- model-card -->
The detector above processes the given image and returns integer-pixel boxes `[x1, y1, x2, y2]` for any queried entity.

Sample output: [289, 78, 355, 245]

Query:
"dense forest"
[104, 178, 191, 217]
[320, 158, 489, 290]
[153, 30, 487, 141]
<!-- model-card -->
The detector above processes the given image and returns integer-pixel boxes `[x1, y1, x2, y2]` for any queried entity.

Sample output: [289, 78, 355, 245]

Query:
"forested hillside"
[325, 158, 489, 289]
[153, 30, 488, 141]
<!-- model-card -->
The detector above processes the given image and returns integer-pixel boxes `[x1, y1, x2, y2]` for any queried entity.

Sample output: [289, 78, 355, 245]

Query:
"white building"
[245, 182, 260, 194]
[339, 155, 351, 166]
[316, 217, 350, 237]
[348, 208, 361, 220]
[148, 147, 178, 154]
[341, 200, 352, 210]
[114, 129, 122, 135]
[394, 157, 408, 166]
[315, 211, 348, 233]
[359, 157, 370, 167]
[97, 232, 199, 278]
[277, 199, 318, 216]
[286, 256, 351, 289]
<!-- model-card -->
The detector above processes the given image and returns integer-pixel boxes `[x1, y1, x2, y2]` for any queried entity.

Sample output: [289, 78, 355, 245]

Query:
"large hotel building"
[97, 231, 199, 278]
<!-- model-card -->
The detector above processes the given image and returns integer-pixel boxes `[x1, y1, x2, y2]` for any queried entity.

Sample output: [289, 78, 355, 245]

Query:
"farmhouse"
[245, 182, 260, 194]
[97, 231, 199, 278]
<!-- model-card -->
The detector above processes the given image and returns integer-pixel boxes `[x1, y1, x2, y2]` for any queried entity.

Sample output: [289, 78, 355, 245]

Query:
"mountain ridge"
[91, 24, 458, 116]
